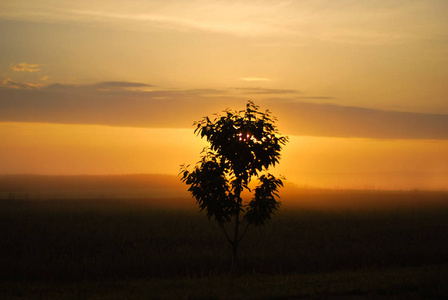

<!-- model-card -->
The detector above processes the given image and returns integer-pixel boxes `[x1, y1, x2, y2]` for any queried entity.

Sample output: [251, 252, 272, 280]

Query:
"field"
[1, 175, 448, 299]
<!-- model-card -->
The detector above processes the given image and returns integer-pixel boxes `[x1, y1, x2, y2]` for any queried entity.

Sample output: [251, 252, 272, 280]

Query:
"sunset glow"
[1, 1, 447, 190]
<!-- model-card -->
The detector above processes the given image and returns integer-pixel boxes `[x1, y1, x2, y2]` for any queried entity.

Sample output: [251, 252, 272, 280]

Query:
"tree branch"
[238, 221, 251, 243]
[220, 223, 233, 245]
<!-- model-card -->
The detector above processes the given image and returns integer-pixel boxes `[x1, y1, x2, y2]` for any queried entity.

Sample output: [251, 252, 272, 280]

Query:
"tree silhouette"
[180, 101, 288, 272]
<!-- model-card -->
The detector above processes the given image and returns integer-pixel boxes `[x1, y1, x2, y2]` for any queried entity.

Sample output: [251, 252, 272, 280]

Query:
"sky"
[1, 0, 447, 190]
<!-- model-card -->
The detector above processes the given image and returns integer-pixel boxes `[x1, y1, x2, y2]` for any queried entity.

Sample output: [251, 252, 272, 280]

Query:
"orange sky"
[1, 1, 447, 190]
[1, 122, 447, 190]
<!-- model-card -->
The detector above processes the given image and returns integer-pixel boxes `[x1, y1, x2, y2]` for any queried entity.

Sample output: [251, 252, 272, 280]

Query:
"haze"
[1, 1, 447, 190]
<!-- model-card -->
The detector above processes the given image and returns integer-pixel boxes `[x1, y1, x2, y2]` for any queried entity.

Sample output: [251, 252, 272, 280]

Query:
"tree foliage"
[180, 101, 288, 270]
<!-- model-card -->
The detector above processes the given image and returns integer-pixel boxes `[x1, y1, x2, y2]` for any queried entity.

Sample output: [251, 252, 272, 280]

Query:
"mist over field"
[1, 174, 447, 210]
[2, 174, 448, 299]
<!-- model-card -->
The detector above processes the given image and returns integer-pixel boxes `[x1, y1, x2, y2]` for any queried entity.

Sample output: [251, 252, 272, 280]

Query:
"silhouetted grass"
[2, 196, 448, 282]
[2, 264, 448, 299]
[0, 196, 448, 299]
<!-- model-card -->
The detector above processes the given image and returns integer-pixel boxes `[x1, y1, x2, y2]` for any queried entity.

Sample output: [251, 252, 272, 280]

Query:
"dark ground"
[1, 192, 448, 299]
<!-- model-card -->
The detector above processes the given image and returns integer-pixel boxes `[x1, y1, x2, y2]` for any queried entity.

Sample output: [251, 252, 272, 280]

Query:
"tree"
[180, 101, 288, 272]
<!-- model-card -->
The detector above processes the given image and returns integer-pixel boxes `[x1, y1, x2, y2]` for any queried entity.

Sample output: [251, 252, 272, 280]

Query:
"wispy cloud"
[93, 81, 152, 88]
[0, 2, 289, 37]
[296, 96, 335, 100]
[91, 81, 154, 91]
[41, 81, 154, 92]
[0, 80, 235, 128]
[2, 1, 445, 44]
[10, 63, 41, 72]
[0, 80, 447, 140]
[240, 78, 270, 82]
[234, 87, 299, 95]
[272, 102, 448, 140]
[0, 78, 43, 89]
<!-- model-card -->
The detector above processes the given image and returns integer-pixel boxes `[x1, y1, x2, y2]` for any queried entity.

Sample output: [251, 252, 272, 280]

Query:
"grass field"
[2, 264, 448, 299]
[1, 188, 448, 298]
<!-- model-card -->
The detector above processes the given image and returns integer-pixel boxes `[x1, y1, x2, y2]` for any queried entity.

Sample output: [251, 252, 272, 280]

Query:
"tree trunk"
[230, 241, 238, 274]
[230, 183, 241, 274]
[230, 210, 240, 274]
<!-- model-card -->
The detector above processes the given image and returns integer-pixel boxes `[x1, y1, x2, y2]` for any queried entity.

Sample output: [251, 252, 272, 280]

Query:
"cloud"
[92, 81, 153, 89]
[271, 102, 448, 140]
[2, 1, 443, 44]
[234, 87, 299, 95]
[10, 63, 41, 72]
[42, 81, 154, 92]
[40, 83, 229, 99]
[296, 96, 336, 100]
[240, 78, 270, 82]
[0, 81, 234, 128]
[0, 78, 43, 89]
[0, 80, 447, 140]
[91, 81, 154, 92]
[0, 2, 292, 37]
